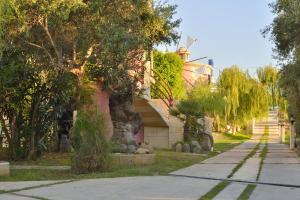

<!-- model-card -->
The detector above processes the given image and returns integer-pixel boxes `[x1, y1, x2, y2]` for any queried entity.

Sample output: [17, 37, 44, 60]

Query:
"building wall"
[144, 127, 169, 149]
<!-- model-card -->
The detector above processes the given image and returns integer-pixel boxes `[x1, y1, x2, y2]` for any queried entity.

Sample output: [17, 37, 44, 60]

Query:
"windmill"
[175, 33, 198, 51]
[186, 35, 197, 49]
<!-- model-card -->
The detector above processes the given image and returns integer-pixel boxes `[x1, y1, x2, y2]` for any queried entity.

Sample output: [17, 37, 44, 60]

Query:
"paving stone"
[0, 181, 63, 191]
[170, 163, 236, 179]
[202, 151, 249, 164]
[249, 185, 300, 200]
[264, 157, 300, 164]
[267, 152, 298, 158]
[259, 163, 300, 185]
[214, 183, 247, 200]
[16, 176, 220, 200]
[0, 194, 35, 200]
[231, 153, 260, 181]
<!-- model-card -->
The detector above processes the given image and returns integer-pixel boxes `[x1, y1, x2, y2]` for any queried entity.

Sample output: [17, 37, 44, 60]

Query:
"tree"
[170, 98, 203, 141]
[263, 0, 300, 134]
[218, 66, 269, 134]
[170, 85, 226, 141]
[257, 65, 280, 109]
[85, 1, 181, 144]
[151, 51, 186, 100]
[0, 50, 77, 159]
[0, 0, 181, 152]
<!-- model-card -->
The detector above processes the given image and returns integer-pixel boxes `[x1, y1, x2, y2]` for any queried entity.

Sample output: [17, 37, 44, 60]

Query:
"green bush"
[72, 109, 111, 173]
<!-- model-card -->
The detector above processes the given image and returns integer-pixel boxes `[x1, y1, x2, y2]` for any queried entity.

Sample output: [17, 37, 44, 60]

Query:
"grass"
[228, 126, 269, 178]
[256, 142, 268, 181]
[199, 181, 230, 200]
[256, 125, 269, 181]
[227, 142, 260, 178]
[11, 152, 71, 166]
[0, 132, 250, 181]
[237, 184, 257, 200]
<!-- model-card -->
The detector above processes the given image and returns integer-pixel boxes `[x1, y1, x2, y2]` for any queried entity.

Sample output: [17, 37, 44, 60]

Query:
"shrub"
[72, 109, 111, 173]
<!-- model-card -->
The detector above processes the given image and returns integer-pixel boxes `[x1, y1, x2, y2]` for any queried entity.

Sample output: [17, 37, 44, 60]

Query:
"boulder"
[59, 134, 71, 152]
[191, 140, 201, 148]
[140, 142, 154, 154]
[135, 148, 150, 154]
[120, 144, 128, 153]
[201, 134, 214, 151]
[175, 143, 182, 152]
[182, 143, 191, 153]
[127, 145, 137, 154]
[192, 146, 202, 154]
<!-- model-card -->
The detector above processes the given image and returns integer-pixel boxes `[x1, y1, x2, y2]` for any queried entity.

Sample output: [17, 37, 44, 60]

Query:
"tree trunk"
[183, 119, 190, 142]
[109, 92, 142, 145]
[27, 130, 36, 160]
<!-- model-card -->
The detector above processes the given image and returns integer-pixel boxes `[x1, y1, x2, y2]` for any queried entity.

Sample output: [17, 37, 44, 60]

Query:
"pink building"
[176, 47, 213, 87]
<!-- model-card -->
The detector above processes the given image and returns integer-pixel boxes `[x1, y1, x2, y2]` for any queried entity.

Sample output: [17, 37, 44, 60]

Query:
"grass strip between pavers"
[256, 142, 268, 181]
[237, 184, 257, 200]
[199, 131, 267, 200]
[256, 125, 269, 181]
[227, 142, 260, 179]
[199, 181, 230, 200]
[227, 129, 269, 179]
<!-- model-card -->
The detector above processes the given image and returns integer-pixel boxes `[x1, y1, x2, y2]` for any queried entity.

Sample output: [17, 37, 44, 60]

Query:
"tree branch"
[40, 17, 61, 67]
[23, 40, 55, 64]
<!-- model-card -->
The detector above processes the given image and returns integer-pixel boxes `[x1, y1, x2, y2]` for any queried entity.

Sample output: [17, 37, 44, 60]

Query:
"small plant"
[72, 109, 111, 173]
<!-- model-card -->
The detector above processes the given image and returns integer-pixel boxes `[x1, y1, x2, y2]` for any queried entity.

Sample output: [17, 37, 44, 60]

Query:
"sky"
[158, 0, 276, 78]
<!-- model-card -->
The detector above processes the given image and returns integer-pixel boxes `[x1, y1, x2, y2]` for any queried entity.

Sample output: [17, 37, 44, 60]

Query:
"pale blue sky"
[159, 0, 276, 78]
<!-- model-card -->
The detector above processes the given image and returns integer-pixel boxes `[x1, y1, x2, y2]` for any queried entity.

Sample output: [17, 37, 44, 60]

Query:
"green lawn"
[0, 132, 250, 181]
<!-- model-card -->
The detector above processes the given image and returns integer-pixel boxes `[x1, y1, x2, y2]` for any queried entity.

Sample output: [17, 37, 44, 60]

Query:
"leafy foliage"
[170, 85, 226, 141]
[264, 0, 300, 132]
[218, 66, 269, 132]
[0, 50, 77, 159]
[151, 51, 186, 99]
[72, 109, 111, 174]
[257, 65, 280, 108]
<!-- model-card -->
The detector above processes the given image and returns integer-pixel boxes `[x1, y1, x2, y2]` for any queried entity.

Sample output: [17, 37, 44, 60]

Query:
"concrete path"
[1, 133, 300, 200]
[0, 138, 260, 200]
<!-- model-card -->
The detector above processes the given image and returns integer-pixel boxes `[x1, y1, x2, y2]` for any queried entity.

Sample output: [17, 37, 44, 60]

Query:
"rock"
[175, 143, 182, 152]
[140, 143, 154, 154]
[191, 140, 201, 148]
[135, 148, 150, 154]
[120, 144, 128, 153]
[193, 146, 202, 154]
[127, 145, 137, 154]
[182, 143, 191, 153]
[201, 134, 214, 151]
[60, 134, 71, 152]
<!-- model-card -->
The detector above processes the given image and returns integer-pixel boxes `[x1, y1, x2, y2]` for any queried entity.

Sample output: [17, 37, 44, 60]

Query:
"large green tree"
[170, 85, 226, 141]
[264, 0, 300, 135]
[257, 65, 280, 109]
[0, 0, 180, 157]
[218, 66, 269, 134]
[0, 50, 77, 159]
[151, 51, 186, 100]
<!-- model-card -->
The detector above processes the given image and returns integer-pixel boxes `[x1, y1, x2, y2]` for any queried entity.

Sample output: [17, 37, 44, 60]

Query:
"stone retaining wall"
[0, 161, 9, 176]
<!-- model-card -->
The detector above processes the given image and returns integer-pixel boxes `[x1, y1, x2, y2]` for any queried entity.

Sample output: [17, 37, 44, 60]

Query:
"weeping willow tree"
[218, 66, 269, 134]
[257, 65, 280, 109]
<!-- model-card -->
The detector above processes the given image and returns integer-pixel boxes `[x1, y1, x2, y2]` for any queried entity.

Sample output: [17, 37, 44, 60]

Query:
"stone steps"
[253, 109, 280, 138]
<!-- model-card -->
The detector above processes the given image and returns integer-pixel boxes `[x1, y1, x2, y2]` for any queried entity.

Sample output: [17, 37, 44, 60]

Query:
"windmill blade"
[187, 35, 197, 49]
